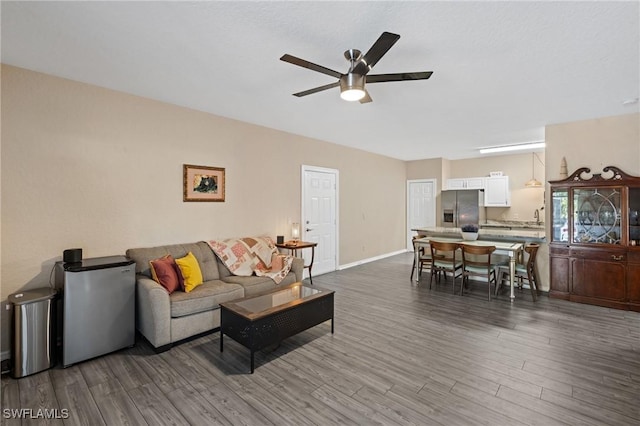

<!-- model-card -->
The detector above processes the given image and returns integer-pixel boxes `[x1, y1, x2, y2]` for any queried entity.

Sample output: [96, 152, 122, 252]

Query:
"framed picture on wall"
[183, 164, 225, 202]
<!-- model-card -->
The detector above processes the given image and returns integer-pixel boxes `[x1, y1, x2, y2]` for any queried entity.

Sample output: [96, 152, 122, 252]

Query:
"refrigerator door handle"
[453, 203, 458, 228]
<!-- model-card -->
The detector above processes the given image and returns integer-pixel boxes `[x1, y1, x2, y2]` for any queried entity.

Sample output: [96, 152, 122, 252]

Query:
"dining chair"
[429, 240, 463, 294]
[410, 236, 432, 281]
[496, 243, 540, 301]
[460, 244, 497, 301]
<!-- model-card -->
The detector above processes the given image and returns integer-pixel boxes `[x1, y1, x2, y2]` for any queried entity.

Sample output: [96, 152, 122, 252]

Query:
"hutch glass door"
[572, 187, 621, 244]
[630, 187, 640, 245]
[551, 188, 569, 242]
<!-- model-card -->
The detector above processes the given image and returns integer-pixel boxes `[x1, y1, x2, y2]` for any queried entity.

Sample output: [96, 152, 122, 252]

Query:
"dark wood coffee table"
[219, 282, 334, 373]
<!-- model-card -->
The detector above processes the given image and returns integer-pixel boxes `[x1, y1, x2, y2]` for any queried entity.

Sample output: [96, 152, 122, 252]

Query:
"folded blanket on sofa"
[207, 237, 293, 284]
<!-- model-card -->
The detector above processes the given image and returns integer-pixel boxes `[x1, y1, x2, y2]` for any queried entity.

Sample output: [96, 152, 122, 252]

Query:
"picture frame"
[183, 164, 225, 202]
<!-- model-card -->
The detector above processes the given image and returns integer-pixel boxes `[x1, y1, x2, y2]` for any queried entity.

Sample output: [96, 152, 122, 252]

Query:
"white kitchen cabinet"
[446, 177, 485, 190]
[446, 178, 465, 190]
[484, 176, 510, 207]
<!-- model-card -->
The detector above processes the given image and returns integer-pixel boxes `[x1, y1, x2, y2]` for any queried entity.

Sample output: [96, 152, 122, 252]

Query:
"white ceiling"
[2, 1, 638, 161]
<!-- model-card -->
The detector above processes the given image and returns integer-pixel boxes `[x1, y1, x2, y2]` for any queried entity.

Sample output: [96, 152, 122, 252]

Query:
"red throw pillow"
[149, 255, 181, 294]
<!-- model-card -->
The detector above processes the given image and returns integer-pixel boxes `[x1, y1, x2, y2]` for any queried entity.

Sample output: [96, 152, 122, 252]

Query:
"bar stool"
[496, 243, 540, 301]
[460, 244, 497, 301]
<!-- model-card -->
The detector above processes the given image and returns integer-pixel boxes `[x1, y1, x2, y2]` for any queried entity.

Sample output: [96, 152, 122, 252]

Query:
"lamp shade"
[291, 222, 300, 240]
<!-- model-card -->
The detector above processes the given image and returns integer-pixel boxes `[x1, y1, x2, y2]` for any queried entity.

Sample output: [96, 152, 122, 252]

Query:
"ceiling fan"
[280, 31, 433, 103]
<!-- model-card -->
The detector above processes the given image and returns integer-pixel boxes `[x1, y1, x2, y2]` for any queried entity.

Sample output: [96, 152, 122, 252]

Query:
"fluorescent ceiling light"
[479, 142, 546, 154]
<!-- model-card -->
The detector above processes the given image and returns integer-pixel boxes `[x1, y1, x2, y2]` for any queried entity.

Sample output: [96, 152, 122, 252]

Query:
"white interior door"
[302, 166, 338, 277]
[407, 179, 436, 250]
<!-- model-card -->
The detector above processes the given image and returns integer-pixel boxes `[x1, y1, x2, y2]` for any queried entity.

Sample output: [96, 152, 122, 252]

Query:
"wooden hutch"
[549, 166, 640, 311]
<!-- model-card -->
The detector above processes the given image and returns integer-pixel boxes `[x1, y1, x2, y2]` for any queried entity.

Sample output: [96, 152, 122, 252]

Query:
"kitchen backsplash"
[482, 219, 544, 229]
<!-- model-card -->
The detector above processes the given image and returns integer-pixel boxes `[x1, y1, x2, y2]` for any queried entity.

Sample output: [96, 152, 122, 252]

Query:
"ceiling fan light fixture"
[340, 74, 365, 101]
[340, 88, 365, 102]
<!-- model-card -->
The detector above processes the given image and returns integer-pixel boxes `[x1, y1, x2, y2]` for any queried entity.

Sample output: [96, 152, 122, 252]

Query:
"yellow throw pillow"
[175, 252, 203, 292]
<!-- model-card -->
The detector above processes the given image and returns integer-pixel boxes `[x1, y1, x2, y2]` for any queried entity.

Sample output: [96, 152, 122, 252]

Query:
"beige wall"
[540, 112, 640, 293]
[407, 153, 546, 225]
[546, 113, 640, 181]
[0, 65, 407, 353]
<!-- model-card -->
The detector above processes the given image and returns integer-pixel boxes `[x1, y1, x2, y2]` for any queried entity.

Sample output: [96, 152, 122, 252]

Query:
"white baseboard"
[1, 350, 10, 361]
[339, 249, 408, 270]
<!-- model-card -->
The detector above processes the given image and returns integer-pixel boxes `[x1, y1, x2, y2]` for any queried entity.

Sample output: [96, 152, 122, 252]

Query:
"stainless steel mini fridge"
[55, 256, 135, 367]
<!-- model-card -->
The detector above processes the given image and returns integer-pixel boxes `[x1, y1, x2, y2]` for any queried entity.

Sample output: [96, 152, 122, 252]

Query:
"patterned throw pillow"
[175, 252, 204, 292]
[266, 253, 294, 284]
[149, 255, 181, 294]
[270, 253, 286, 272]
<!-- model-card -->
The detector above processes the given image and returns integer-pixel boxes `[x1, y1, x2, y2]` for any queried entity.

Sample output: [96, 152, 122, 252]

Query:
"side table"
[275, 241, 318, 284]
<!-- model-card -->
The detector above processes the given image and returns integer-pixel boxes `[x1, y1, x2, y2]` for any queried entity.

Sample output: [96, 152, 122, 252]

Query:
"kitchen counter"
[413, 226, 546, 242]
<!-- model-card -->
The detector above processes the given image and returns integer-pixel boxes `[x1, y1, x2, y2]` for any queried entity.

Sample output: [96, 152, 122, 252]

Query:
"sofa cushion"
[222, 272, 298, 296]
[127, 241, 220, 281]
[169, 280, 244, 318]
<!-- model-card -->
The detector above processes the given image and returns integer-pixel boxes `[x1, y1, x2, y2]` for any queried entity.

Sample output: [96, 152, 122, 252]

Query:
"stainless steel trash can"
[9, 288, 57, 378]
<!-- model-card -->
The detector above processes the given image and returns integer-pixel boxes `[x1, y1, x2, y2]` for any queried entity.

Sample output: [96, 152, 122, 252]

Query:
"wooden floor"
[3, 252, 640, 425]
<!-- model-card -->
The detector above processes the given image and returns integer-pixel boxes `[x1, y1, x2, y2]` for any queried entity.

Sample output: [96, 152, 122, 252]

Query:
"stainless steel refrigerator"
[54, 255, 135, 367]
[441, 190, 486, 228]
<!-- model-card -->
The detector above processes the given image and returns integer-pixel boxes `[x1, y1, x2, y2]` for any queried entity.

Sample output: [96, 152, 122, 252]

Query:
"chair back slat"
[460, 244, 495, 270]
[430, 240, 459, 256]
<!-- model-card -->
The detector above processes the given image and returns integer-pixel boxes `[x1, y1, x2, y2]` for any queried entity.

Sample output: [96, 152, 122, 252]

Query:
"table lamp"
[291, 222, 300, 244]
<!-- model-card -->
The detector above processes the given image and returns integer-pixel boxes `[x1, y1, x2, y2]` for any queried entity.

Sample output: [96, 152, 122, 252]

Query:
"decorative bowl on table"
[460, 224, 479, 241]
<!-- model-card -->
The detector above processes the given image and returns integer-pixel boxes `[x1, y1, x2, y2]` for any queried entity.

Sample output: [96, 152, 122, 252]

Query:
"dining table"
[413, 236, 524, 301]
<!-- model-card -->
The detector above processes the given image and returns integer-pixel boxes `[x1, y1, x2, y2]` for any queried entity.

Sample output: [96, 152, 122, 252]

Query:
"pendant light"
[525, 152, 543, 187]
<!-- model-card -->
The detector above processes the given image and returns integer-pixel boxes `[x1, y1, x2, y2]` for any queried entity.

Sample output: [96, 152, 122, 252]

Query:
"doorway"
[407, 179, 437, 250]
[301, 165, 338, 276]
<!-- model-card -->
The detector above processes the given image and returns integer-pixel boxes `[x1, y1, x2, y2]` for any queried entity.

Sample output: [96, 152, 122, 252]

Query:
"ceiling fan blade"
[293, 81, 340, 97]
[366, 71, 433, 83]
[352, 31, 401, 75]
[359, 91, 373, 104]
[280, 54, 343, 79]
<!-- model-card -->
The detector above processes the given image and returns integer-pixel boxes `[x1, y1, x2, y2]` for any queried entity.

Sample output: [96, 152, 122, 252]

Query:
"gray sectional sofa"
[126, 241, 303, 351]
